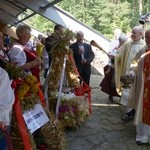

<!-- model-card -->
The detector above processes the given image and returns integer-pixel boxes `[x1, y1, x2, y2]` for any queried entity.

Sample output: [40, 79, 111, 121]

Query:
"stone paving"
[65, 75, 150, 150]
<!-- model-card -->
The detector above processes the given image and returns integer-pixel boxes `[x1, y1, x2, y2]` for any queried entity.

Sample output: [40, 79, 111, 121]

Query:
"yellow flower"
[30, 84, 38, 93]
[25, 75, 37, 84]
[18, 83, 29, 100]
[17, 75, 39, 101]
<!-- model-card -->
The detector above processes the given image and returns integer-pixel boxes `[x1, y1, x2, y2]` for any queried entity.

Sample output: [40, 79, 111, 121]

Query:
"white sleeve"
[108, 40, 119, 53]
[0, 67, 15, 125]
[9, 44, 27, 67]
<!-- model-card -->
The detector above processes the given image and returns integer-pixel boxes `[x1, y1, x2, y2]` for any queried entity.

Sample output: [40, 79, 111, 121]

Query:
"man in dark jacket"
[45, 24, 64, 67]
[70, 31, 95, 85]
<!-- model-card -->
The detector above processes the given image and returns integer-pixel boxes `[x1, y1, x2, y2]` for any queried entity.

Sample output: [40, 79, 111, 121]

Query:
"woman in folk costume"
[0, 67, 15, 149]
[100, 34, 127, 102]
[8, 24, 42, 82]
[8, 24, 46, 149]
[115, 26, 146, 121]
[129, 29, 150, 145]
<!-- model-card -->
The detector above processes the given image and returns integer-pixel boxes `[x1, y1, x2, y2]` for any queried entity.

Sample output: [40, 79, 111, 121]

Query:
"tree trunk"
[148, 0, 150, 12]
[139, 0, 143, 15]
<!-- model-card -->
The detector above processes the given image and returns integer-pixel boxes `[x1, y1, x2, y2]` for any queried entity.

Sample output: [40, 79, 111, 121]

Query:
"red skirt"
[100, 65, 120, 97]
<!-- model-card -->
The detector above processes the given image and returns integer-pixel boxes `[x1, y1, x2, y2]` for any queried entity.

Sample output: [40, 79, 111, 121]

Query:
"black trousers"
[79, 68, 90, 86]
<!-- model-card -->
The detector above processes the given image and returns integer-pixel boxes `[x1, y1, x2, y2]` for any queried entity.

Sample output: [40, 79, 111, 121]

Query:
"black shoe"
[136, 141, 148, 145]
[109, 95, 114, 102]
[136, 141, 143, 145]
[121, 115, 134, 122]
[127, 109, 135, 117]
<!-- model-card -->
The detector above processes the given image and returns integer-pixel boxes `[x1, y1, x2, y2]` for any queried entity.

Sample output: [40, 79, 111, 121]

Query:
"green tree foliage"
[21, 0, 150, 39]
[58, 0, 139, 39]
[20, 9, 55, 35]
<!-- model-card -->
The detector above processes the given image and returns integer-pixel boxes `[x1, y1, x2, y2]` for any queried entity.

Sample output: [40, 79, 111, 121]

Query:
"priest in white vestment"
[130, 29, 150, 145]
[115, 26, 146, 121]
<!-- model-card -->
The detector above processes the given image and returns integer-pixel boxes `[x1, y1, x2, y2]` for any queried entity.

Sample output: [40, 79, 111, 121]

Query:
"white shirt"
[42, 47, 49, 69]
[8, 44, 27, 67]
[108, 39, 119, 54]
[78, 44, 84, 59]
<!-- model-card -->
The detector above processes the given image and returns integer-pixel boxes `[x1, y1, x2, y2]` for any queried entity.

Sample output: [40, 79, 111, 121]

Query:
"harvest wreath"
[47, 29, 80, 112]
[11, 75, 65, 150]
[46, 29, 91, 128]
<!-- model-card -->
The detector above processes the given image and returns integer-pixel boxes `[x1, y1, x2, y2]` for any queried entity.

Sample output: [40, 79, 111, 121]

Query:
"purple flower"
[59, 105, 69, 112]
[72, 107, 77, 112]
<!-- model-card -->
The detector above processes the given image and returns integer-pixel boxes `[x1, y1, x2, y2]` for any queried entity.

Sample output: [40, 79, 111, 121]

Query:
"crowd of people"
[100, 26, 150, 145]
[0, 23, 95, 149]
[0, 21, 150, 149]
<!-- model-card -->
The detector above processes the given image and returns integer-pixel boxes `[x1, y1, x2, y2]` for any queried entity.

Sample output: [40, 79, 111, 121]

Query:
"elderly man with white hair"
[70, 31, 95, 86]
[115, 26, 146, 122]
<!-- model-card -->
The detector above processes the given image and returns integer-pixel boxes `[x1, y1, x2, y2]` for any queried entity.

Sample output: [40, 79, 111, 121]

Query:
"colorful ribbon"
[68, 54, 92, 114]
[13, 80, 32, 150]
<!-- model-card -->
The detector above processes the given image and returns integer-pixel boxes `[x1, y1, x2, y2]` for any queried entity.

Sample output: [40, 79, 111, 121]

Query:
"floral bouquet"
[17, 75, 39, 112]
[58, 93, 90, 129]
